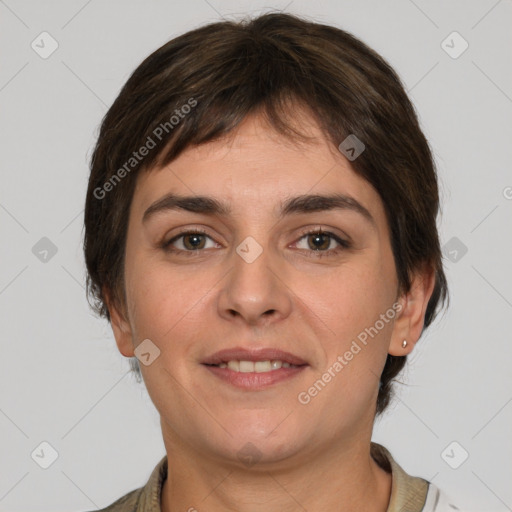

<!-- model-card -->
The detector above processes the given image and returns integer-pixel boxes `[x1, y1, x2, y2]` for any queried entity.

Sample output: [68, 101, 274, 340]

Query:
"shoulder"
[370, 442, 473, 512]
[82, 454, 167, 512]
[84, 487, 141, 512]
[422, 481, 471, 512]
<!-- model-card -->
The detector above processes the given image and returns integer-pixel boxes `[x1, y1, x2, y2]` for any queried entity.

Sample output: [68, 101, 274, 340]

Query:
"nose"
[217, 238, 293, 327]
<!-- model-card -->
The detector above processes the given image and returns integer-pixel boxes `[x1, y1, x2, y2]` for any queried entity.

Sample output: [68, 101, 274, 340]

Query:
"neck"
[160, 437, 392, 512]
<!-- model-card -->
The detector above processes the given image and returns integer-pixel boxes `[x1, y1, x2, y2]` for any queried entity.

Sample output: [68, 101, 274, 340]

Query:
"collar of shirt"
[99, 442, 429, 512]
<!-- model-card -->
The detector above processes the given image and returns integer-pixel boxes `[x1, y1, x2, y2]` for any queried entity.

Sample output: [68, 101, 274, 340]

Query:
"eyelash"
[160, 228, 351, 258]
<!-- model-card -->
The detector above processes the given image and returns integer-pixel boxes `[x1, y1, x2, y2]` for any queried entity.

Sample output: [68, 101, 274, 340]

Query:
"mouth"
[206, 359, 301, 372]
[201, 347, 309, 389]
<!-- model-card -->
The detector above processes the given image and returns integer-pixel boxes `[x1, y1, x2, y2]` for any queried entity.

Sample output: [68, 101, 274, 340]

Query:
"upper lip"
[202, 347, 308, 366]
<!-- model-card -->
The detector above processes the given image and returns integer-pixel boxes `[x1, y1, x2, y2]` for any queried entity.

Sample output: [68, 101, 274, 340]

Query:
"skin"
[106, 109, 435, 512]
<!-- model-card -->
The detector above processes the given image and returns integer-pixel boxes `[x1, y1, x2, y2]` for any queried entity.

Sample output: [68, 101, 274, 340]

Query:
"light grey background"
[1, 1, 511, 511]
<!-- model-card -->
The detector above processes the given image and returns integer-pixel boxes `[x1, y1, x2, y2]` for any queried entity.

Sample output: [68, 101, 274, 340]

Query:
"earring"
[402, 339, 408, 348]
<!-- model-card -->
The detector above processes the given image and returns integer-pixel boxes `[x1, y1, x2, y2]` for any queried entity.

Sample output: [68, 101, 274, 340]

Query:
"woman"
[83, 12, 466, 512]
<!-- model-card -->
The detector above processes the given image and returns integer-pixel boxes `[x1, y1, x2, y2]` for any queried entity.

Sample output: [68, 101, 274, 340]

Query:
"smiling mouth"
[201, 347, 309, 389]
[202, 358, 308, 390]
[205, 359, 303, 373]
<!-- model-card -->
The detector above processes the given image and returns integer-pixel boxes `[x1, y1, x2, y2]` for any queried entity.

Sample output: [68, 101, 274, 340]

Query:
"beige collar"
[371, 442, 429, 511]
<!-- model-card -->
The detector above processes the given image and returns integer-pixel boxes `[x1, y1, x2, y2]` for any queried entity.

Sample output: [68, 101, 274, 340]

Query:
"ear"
[103, 286, 135, 358]
[388, 264, 436, 356]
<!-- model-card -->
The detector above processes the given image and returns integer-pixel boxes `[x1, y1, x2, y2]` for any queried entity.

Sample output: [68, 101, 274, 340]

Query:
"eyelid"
[162, 227, 218, 253]
[294, 226, 351, 246]
[291, 227, 351, 256]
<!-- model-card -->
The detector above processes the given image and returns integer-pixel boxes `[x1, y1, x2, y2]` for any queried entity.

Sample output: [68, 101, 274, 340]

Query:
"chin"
[211, 418, 307, 466]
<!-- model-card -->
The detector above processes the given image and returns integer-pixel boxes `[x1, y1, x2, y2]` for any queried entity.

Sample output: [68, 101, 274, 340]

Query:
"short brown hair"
[84, 12, 449, 416]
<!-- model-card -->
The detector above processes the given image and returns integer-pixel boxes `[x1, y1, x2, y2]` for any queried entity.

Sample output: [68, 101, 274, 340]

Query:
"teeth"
[217, 360, 296, 373]
[239, 360, 254, 373]
[254, 361, 271, 373]
[227, 360, 240, 371]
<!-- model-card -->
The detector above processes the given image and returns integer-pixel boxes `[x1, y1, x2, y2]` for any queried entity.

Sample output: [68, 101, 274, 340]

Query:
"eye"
[161, 229, 219, 254]
[293, 228, 351, 257]
[161, 227, 351, 257]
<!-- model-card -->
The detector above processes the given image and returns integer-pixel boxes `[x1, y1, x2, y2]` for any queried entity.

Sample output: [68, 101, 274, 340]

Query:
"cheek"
[124, 257, 181, 339]
[125, 256, 219, 352]
[305, 262, 386, 329]
[299, 261, 395, 374]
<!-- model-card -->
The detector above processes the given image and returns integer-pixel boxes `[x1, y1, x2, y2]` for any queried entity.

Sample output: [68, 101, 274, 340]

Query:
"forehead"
[131, 112, 388, 232]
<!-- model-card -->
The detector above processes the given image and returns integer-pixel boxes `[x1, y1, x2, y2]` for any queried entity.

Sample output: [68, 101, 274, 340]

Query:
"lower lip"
[203, 364, 307, 390]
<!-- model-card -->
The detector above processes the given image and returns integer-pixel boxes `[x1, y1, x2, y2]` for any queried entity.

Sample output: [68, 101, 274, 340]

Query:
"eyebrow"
[142, 192, 376, 227]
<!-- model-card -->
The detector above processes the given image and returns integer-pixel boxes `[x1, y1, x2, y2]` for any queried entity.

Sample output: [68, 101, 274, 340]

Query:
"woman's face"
[109, 112, 423, 467]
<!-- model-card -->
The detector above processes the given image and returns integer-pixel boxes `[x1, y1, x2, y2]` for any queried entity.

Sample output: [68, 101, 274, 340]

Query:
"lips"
[202, 346, 309, 390]
[201, 347, 308, 367]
